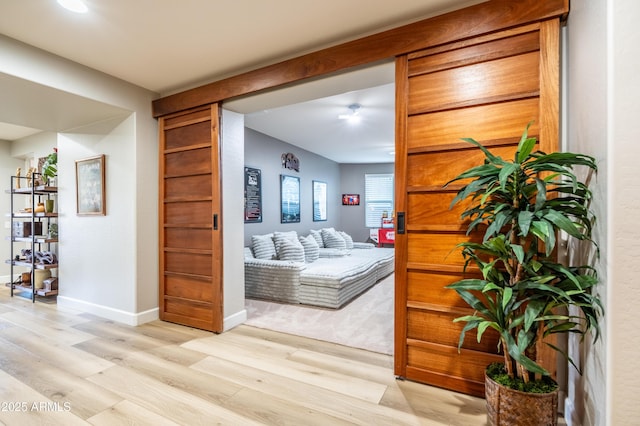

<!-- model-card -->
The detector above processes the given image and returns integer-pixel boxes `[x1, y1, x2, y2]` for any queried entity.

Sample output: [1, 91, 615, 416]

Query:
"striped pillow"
[339, 231, 354, 249]
[276, 238, 306, 263]
[251, 234, 276, 260]
[309, 229, 324, 248]
[299, 234, 320, 263]
[322, 228, 346, 250]
[273, 231, 299, 246]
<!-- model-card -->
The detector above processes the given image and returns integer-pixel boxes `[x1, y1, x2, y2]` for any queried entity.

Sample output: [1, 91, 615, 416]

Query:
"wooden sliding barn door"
[159, 104, 223, 332]
[394, 20, 561, 396]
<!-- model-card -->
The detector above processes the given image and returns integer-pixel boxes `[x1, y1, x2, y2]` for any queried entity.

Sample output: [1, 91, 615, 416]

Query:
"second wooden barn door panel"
[395, 21, 560, 397]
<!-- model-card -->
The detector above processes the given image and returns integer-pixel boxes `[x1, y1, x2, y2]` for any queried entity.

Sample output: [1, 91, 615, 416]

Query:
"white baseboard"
[57, 296, 159, 326]
[224, 309, 247, 331]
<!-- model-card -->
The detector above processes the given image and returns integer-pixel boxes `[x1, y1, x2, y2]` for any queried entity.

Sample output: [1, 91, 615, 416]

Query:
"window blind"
[365, 173, 394, 228]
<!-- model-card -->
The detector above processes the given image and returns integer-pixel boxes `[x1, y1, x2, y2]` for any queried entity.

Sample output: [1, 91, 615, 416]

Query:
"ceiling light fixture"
[338, 103, 361, 123]
[57, 0, 88, 13]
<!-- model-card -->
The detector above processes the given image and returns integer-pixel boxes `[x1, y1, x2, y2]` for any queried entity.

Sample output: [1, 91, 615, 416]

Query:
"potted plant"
[444, 123, 603, 425]
[42, 147, 57, 185]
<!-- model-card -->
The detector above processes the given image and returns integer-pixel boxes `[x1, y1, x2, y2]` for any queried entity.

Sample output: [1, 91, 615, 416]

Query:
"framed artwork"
[312, 180, 327, 221]
[244, 167, 262, 223]
[280, 174, 300, 223]
[76, 154, 106, 216]
[342, 193, 360, 205]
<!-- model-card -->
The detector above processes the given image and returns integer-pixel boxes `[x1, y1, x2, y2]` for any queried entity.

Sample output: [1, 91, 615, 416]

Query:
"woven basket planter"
[485, 371, 558, 426]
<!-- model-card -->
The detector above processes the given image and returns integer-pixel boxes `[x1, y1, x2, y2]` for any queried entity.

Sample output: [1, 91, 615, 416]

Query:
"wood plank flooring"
[0, 288, 491, 425]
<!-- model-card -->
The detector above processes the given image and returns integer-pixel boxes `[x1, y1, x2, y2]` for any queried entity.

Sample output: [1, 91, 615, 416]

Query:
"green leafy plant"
[42, 148, 57, 179]
[444, 123, 603, 385]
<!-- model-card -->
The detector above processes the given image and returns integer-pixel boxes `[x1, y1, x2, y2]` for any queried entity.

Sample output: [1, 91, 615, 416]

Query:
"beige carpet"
[244, 274, 394, 355]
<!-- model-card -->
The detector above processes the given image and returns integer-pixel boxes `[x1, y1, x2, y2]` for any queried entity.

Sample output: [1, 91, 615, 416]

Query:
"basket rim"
[485, 370, 559, 398]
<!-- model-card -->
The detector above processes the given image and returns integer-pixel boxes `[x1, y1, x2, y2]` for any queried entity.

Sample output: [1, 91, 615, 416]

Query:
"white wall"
[57, 116, 138, 315]
[1, 36, 159, 324]
[566, 0, 640, 424]
[606, 0, 640, 423]
[221, 109, 247, 330]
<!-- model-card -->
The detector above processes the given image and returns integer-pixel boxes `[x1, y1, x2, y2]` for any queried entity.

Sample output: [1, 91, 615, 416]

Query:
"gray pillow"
[322, 228, 347, 249]
[338, 231, 354, 249]
[251, 234, 276, 260]
[309, 229, 324, 248]
[276, 238, 305, 263]
[299, 234, 320, 263]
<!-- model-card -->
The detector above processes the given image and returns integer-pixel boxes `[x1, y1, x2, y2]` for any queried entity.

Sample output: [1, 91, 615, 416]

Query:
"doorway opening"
[224, 61, 396, 355]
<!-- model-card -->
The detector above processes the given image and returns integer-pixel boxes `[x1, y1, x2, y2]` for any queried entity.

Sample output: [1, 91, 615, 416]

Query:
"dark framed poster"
[280, 174, 300, 223]
[313, 180, 327, 221]
[244, 167, 262, 223]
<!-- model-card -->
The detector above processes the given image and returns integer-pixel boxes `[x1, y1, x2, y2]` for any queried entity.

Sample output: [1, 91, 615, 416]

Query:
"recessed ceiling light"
[57, 0, 88, 13]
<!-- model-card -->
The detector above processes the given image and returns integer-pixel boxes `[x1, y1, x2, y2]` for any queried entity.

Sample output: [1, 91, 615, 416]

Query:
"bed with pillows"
[244, 228, 394, 308]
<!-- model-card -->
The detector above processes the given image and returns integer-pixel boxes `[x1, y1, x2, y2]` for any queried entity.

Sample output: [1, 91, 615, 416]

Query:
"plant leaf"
[502, 287, 513, 310]
[517, 137, 537, 163]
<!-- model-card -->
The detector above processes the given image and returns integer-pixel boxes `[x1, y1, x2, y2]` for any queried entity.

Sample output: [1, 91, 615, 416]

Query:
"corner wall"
[566, 0, 640, 424]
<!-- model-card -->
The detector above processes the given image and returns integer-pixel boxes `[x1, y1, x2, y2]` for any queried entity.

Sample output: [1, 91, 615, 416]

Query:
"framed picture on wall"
[76, 154, 106, 216]
[280, 174, 300, 223]
[312, 180, 327, 221]
[244, 167, 262, 223]
[342, 193, 360, 205]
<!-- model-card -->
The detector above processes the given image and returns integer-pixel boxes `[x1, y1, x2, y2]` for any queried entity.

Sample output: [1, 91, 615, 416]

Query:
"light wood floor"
[0, 289, 492, 425]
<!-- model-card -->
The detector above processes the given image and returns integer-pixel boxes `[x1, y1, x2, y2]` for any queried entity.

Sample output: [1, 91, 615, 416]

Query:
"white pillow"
[276, 238, 305, 263]
[322, 228, 346, 250]
[273, 230, 298, 245]
[299, 234, 320, 263]
[309, 229, 324, 248]
[338, 231, 354, 249]
[251, 234, 276, 260]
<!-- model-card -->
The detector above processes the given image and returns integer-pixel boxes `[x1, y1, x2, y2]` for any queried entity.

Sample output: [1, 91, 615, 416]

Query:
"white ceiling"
[0, 0, 479, 162]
